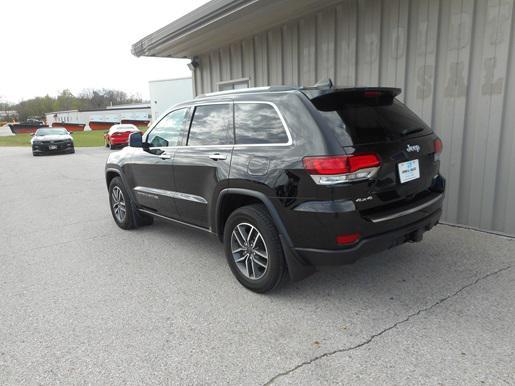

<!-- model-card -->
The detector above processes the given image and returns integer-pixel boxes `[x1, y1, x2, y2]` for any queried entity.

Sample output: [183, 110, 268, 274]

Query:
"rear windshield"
[110, 125, 137, 133]
[315, 99, 432, 145]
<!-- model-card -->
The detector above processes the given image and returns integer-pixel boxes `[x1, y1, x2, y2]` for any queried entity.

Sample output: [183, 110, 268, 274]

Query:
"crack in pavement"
[264, 265, 512, 385]
[440, 222, 515, 240]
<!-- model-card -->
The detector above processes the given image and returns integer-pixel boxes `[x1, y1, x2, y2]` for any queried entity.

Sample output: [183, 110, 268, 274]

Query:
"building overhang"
[132, 0, 341, 58]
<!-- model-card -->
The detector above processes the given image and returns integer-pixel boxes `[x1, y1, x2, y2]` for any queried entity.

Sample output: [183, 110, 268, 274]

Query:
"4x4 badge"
[355, 195, 373, 203]
[406, 144, 421, 153]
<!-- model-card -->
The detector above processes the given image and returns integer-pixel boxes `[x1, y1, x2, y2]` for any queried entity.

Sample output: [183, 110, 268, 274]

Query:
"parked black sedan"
[31, 128, 75, 156]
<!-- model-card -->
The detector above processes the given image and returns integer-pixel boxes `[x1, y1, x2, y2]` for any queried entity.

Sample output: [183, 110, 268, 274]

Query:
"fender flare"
[216, 188, 292, 244]
[105, 166, 122, 187]
[106, 166, 133, 199]
[216, 188, 315, 281]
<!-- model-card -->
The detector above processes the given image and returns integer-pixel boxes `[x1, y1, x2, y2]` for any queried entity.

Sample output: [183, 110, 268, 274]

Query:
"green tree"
[14, 89, 144, 122]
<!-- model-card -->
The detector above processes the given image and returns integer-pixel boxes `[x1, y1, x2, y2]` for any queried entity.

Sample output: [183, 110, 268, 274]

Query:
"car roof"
[177, 83, 402, 106]
[156, 83, 404, 124]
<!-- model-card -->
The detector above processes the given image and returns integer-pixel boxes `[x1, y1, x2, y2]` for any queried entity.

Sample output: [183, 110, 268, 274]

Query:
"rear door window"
[315, 99, 432, 145]
[187, 104, 233, 146]
[234, 103, 289, 144]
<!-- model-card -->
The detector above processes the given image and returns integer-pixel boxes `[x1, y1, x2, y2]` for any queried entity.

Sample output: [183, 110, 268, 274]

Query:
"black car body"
[105, 85, 445, 292]
[32, 127, 75, 155]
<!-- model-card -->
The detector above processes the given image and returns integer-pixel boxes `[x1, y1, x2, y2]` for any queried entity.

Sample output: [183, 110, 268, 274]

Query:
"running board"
[139, 209, 213, 234]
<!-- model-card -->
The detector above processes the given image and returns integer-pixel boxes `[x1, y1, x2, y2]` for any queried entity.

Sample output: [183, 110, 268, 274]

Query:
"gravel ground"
[0, 147, 514, 385]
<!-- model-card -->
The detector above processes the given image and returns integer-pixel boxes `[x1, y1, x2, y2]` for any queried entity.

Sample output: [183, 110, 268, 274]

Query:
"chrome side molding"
[134, 186, 207, 204]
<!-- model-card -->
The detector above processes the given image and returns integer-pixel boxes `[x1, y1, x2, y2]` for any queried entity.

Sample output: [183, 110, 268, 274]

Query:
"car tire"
[108, 177, 137, 230]
[32, 152, 38, 157]
[105, 140, 109, 148]
[223, 204, 286, 293]
[69, 147, 75, 154]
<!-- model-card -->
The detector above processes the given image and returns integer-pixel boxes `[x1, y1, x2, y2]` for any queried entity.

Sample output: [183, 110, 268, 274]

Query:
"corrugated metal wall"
[193, 0, 515, 235]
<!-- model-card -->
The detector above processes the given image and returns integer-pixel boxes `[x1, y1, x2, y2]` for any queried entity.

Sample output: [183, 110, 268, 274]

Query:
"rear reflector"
[303, 154, 381, 185]
[336, 233, 361, 245]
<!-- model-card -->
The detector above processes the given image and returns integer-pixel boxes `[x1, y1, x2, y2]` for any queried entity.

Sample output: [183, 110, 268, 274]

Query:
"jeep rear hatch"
[303, 87, 442, 217]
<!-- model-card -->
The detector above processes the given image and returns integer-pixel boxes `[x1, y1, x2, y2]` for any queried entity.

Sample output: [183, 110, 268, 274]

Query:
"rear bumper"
[295, 208, 442, 266]
[109, 138, 129, 145]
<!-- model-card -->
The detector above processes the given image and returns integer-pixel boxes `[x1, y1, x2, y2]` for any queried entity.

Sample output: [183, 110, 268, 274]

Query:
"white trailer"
[45, 104, 151, 131]
[148, 77, 193, 122]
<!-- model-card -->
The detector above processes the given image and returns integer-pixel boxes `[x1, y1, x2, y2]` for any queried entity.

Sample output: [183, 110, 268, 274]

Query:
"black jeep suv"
[105, 85, 445, 292]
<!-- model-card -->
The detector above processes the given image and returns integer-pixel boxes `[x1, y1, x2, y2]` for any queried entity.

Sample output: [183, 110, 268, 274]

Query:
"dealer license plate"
[398, 159, 420, 184]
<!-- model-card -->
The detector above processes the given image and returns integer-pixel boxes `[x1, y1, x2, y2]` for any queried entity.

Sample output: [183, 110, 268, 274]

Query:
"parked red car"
[104, 124, 141, 149]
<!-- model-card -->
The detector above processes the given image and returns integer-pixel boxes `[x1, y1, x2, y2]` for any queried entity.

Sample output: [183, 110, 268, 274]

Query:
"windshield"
[315, 99, 432, 145]
[35, 128, 68, 136]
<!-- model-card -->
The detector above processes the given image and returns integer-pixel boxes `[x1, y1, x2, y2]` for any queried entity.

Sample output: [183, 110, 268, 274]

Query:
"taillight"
[303, 154, 381, 185]
[434, 138, 443, 154]
[434, 138, 443, 161]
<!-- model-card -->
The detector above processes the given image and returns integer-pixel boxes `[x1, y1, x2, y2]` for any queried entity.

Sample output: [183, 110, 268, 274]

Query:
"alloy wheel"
[231, 222, 269, 280]
[111, 186, 126, 223]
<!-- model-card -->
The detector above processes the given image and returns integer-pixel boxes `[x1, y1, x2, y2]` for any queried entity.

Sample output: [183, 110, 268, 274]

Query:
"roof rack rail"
[195, 85, 299, 98]
[195, 79, 338, 99]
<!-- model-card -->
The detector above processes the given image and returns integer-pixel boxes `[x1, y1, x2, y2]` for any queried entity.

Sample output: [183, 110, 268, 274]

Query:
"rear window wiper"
[400, 127, 425, 136]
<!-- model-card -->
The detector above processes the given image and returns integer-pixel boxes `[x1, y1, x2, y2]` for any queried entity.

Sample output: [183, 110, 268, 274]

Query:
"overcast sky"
[1, 0, 210, 103]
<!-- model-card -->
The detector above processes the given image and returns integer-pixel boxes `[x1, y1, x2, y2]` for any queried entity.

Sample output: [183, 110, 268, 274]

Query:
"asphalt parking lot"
[0, 146, 514, 385]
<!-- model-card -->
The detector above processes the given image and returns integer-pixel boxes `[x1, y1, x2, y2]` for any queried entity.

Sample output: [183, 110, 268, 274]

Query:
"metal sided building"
[132, 0, 515, 236]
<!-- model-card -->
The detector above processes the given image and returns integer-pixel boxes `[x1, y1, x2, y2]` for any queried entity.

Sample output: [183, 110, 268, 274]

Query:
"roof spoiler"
[305, 87, 402, 111]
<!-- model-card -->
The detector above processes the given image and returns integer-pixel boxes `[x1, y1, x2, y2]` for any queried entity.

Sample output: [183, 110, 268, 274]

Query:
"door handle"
[160, 153, 171, 159]
[208, 153, 227, 161]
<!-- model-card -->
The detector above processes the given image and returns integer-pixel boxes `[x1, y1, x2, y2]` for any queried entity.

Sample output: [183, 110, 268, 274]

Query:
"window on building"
[146, 108, 188, 147]
[187, 104, 233, 146]
[217, 78, 250, 91]
[234, 103, 289, 145]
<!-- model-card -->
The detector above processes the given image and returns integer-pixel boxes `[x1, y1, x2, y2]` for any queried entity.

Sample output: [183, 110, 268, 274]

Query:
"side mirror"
[129, 131, 143, 148]
[31, 133, 35, 137]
